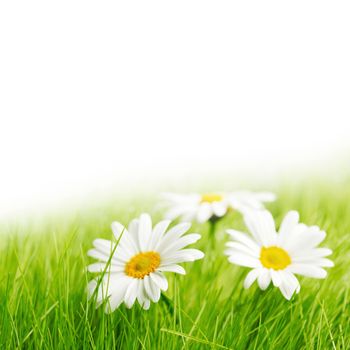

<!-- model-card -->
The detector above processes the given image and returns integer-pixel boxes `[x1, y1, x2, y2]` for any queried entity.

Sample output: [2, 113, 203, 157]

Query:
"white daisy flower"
[225, 210, 334, 300]
[87, 213, 204, 312]
[161, 191, 276, 223]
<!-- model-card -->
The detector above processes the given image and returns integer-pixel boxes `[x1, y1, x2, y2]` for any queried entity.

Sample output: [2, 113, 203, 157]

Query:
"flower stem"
[161, 294, 174, 316]
[208, 217, 218, 250]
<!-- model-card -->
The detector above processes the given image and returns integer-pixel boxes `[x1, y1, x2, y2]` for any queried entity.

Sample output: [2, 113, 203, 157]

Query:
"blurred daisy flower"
[161, 191, 276, 223]
[225, 210, 333, 300]
[87, 213, 204, 312]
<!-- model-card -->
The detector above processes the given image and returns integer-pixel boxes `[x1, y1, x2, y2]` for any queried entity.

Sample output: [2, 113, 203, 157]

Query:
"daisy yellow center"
[260, 246, 291, 270]
[125, 251, 161, 279]
[200, 193, 223, 203]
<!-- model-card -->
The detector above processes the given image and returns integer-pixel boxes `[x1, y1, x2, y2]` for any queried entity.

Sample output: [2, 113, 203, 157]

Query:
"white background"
[0, 1, 349, 218]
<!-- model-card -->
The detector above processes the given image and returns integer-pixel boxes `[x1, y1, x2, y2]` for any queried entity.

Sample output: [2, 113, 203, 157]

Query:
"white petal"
[196, 203, 213, 223]
[225, 241, 260, 257]
[138, 214, 152, 252]
[136, 280, 147, 309]
[87, 248, 110, 262]
[159, 233, 201, 255]
[124, 279, 138, 308]
[164, 205, 195, 221]
[89, 273, 130, 303]
[257, 268, 271, 290]
[292, 256, 334, 267]
[88, 248, 126, 264]
[128, 218, 139, 235]
[309, 258, 334, 267]
[291, 223, 308, 236]
[148, 220, 171, 250]
[141, 298, 151, 310]
[279, 287, 291, 299]
[161, 249, 204, 264]
[243, 268, 261, 289]
[226, 229, 261, 252]
[127, 219, 140, 250]
[166, 222, 192, 237]
[285, 230, 327, 255]
[157, 264, 186, 275]
[278, 281, 294, 300]
[164, 206, 186, 220]
[92, 238, 130, 261]
[143, 275, 161, 302]
[227, 252, 261, 268]
[288, 264, 327, 278]
[111, 221, 139, 257]
[110, 223, 138, 257]
[87, 262, 123, 273]
[284, 271, 301, 293]
[150, 272, 168, 291]
[111, 222, 128, 241]
[92, 238, 114, 252]
[271, 270, 282, 287]
[154, 222, 191, 251]
[104, 276, 131, 313]
[244, 210, 277, 246]
[278, 271, 300, 300]
[180, 211, 198, 222]
[212, 202, 227, 217]
[279, 210, 299, 239]
[292, 248, 332, 259]
[301, 229, 327, 249]
[229, 191, 276, 212]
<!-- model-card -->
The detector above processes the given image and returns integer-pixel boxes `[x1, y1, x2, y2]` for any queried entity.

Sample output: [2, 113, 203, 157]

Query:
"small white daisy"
[87, 213, 204, 312]
[161, 191, 276, 223]
[225, 210, 334, 300]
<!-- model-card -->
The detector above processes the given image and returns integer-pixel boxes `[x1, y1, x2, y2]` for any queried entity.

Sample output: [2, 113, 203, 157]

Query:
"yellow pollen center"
[260, 246, 291, 270]
[200, 193, 223, 203]
[125, 251, 161, 279]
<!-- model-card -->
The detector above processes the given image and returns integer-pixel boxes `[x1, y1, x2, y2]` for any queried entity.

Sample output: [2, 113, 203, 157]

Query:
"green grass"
[1, 182, 350, 349]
